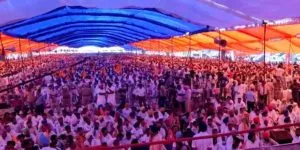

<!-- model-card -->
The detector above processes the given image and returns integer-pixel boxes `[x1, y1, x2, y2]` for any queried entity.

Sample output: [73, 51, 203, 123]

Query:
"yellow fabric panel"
[243, 42, 277, 53]
[190, 34, 214, 43]
[266, 39, 292, 53]
[203, 32, 237, 43]
[172, 36, 199, 45]
[222, 31, 258, 42]
[289, 38, 300, 53]
[273, 24, 300, 36]
[239, 27, 285, 40]
[227, 43, 260, 53]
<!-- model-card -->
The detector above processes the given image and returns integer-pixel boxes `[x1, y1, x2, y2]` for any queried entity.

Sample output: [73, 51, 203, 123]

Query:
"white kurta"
[96, 89, 106, 107]
[107, 86, 116, 106]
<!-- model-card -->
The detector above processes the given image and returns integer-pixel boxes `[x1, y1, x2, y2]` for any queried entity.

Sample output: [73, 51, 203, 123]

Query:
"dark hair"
[198, 122, 208, 132]
[248, 132, 255, 141]
[6, 141, 16, 147]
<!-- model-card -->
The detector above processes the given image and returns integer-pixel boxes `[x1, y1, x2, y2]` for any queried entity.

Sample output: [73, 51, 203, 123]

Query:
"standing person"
[149, 125, 166, 150]
[176, 85, 185, 112]
[244, 132, 260, 149]
[49, 85, 57, 111]
[106, 81, 116, 106]
[96, 83, 106, 107]
[191, 84, 202, 111]
[158, 83, 167, 108]
[35, 88, 46, 115]
[245, 88, 256, 113]
[273, 78, 283, 101]
[62, 85, 71, 110]
[192, 122, 213, 150]
[291, 79, 300, 104]
[184, 85, 192, 113]
[81, 83, 92, 106]
[258, 81, 268, 109]
[275, 63, 286, 88]
[133, 83, 146, 106]
[25, 85, 36, 109]
[218, 73, 228, 99]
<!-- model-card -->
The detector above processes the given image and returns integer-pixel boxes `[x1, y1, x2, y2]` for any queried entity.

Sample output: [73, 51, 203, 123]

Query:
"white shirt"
[234, 101, 246, 113]
[275, 68, 285, 77]
[133, 87, 146, 97]
[96, 88, 106, 106]
[176, 89, 185, 102]
[292, 136, 300, 143]
[245, 139, 260, 149]
[106, 86, 116, 106]
[101, 134, 113, 146]
[192, 132, 213, 150]
[44, 75, 52, 85]
[41, 147, 57, 150]
[139, 134, 150, 143]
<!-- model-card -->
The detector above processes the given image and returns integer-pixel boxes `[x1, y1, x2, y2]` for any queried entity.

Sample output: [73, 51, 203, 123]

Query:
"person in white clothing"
[106, 82, 116, 106]
[133, 83, 146, 106]
[192, 122, 213, 150]
[292, 129, 300, 143]
[96, 84, 106, 107]
[244, 132, 260, 149]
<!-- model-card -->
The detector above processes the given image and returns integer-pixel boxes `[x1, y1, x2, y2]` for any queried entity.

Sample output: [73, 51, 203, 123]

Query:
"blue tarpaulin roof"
[0, 0, 299, 48]
[1, 6, 209, 47]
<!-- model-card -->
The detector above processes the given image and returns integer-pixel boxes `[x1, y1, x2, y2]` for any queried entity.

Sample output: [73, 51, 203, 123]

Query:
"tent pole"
[0, 34, 4, 61]
[28, 40, 34, 67]
[189, 33, 192, 68]
[158, 40, 160, 56]
[263, 21, 267, 82]
[18, 38, 25, 78]
[288, 38, 292, 65]
[218, 30, 221, 71]
[171, 37, 174, 69]
[135, 43, 137, 65]
[262, 20, 267, 103]
[0, 34, 8, 65]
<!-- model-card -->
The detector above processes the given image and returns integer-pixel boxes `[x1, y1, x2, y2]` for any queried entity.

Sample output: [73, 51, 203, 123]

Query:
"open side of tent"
[0, 33, 57, 54]
[132, 23, 300, 54]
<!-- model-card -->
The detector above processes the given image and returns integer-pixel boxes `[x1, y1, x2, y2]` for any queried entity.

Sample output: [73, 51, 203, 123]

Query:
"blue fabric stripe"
[0, 6, 208, 47]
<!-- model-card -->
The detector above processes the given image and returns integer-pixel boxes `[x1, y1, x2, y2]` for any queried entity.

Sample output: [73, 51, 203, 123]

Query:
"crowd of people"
[0, 54, 300, 150]
[0, 55, 83, 91]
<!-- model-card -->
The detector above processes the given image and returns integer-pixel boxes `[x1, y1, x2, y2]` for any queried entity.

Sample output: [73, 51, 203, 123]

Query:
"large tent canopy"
[0, 0, 299, 52]
[1, 6, 207, 48]
[133, 23, 300, 54]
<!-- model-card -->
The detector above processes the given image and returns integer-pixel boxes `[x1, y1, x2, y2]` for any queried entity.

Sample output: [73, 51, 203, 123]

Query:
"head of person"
[21, 139, 35, 150]
[101, 127, 108, 136]
[248, 131, 256, 142]
[5, 141, 16, 150]
[138, 83, 143, 88]
[65, 125, 71, 133]
[198, 122, 208, 133]
[50, 135, 58, 147]
[263, 131, 271, 142]
[236, 98, 242, 103]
